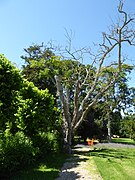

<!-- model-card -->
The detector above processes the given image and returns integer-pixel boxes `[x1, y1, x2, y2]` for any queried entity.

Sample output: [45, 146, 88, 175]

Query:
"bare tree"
[55, 1, 135, 153]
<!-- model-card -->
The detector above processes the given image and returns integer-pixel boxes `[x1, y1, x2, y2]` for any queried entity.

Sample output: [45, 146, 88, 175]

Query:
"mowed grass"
[89, 147, 135, 180]
[12, 152, 68, 180]
[112, 137, 135, 145]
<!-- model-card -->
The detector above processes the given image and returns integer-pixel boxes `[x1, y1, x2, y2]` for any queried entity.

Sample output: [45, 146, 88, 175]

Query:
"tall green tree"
[21, 2, 135, 153]
[97, 65, 134, 142]
[120, 114, 135, 140]
[54, 2, 135, 153]
[21, 44, 56, 95]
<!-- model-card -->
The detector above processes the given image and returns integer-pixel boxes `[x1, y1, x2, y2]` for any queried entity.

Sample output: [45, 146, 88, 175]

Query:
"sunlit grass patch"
[12, 153, 68, 180]
[112, 138, 135, 145]
[89, 147, 135, 180]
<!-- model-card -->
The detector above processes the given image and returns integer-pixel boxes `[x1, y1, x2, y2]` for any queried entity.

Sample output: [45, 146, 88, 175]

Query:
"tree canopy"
[20, 2, 135, 153]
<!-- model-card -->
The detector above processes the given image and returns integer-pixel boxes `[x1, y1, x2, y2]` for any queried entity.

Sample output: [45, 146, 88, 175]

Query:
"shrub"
[0, 132, 36, 178]
[0, 55, 62, 178]
[32, 131, 62, 157]
[0, 55, 22, 133]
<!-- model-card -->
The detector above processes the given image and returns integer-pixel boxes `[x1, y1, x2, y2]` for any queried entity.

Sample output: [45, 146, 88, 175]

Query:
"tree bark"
[55, 75, 73, 153]
[107, 118, 112, 143]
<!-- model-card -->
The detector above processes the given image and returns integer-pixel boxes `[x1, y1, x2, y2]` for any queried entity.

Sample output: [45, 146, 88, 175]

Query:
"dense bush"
[0, 55, 22, 133]
[32, 131, 61, 156]
[0, 55, 62, 178]
[0, 132, 36, 178]
[16, 80, 60, 136]
[15, 80, 62, 152]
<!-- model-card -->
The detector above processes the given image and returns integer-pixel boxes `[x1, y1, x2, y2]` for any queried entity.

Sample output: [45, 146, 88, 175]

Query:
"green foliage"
[0, 55, 62, 177]
[32, 131, 62, 157]
[0, 132, 35, 179]
[21, 44, 96, 99]
[15, 80, 59, 135]
[120, 114, 135, 140]
[21, 44, 57, 95]
[92, 65, 134, 140]
[0, 55, 22, 133]
[12, 152, 68, 180]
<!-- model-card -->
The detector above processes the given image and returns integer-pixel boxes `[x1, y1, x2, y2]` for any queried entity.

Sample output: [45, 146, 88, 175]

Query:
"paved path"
[55, 144, 102, 180]
[94, 142, 135, 149]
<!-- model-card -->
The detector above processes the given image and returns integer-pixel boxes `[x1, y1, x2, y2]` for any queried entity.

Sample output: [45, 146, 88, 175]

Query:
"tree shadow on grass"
[12, 170, 59, 180]
[11, 151, 89, 180]
[11, 153, 68, 180]
[89, 147, 135, 160]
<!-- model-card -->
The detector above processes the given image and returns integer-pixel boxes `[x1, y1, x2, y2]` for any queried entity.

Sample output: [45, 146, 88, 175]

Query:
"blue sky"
[0, 0, 135, 87]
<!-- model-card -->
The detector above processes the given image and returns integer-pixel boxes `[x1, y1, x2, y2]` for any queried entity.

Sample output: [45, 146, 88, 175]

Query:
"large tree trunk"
[62, 121, 73, 154]
[55, 75, 73, 154]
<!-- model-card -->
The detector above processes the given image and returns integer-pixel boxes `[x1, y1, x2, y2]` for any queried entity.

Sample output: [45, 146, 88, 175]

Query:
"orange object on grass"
[87, 138, 94, 146]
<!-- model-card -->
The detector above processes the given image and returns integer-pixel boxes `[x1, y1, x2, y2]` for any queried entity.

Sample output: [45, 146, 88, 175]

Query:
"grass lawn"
[89, 147, 135, 180]
[11, 138, 135, 180]
[112, 137, 135, 145]
[11, 152, 68, 180]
